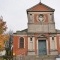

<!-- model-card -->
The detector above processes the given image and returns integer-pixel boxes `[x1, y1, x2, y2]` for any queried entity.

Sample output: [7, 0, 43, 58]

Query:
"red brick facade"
[13, 35, 28, 55]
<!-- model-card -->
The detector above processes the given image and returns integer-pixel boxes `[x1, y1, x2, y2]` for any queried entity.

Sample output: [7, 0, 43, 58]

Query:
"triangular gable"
[27, 2, 55, 12]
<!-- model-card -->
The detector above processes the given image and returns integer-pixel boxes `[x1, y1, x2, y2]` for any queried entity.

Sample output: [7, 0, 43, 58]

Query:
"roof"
[56, 29, 60, 34]
[13, 29, 28, 35]
[27, 2, 55, 12]
[13, 29, 60, 35]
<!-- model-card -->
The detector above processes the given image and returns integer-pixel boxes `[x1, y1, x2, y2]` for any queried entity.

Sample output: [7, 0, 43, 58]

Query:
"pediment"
[27, 2, 55, 12]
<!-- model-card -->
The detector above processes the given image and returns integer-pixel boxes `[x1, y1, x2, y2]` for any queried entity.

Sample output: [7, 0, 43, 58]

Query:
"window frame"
[19, 37, 24, 48]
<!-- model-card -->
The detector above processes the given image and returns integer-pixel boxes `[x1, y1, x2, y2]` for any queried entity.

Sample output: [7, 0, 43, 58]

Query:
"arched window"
[19, 37, 24, 48]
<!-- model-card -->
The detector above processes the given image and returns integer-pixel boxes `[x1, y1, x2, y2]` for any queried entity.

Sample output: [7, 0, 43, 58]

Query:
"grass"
[0, 57, 3, 60]
[0, 56, 13, 60]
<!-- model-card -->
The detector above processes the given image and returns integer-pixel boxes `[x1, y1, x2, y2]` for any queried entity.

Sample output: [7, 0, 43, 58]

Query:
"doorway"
[38, 40, 47, 55]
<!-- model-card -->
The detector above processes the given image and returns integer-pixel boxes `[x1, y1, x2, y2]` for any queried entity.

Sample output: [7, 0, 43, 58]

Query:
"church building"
[13, 2, 60, 55]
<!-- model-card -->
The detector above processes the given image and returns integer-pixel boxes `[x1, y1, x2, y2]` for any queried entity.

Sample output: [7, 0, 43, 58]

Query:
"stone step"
[13, 55, 57, 60]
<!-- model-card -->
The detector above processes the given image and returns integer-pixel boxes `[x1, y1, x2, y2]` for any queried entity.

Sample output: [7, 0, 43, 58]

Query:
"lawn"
[0, 56, 13, 60]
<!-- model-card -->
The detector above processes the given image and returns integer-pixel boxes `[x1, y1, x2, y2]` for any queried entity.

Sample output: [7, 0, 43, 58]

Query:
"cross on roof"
[40, 0, 41, 3]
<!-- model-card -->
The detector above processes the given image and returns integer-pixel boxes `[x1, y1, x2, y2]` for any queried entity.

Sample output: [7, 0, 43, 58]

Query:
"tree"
[5, 30, 13, 56]
[0, 16, 7, 34]
[0, 16, 9, 51]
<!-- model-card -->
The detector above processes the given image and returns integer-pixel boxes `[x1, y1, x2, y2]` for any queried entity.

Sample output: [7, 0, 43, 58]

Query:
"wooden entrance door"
[38, 40, 47, 55]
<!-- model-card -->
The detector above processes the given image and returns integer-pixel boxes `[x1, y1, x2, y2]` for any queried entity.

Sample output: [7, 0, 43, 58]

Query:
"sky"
[0, 0, 60, 32]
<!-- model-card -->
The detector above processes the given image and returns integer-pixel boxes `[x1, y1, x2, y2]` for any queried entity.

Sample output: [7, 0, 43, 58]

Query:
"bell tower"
[27, 2, 56, 33]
